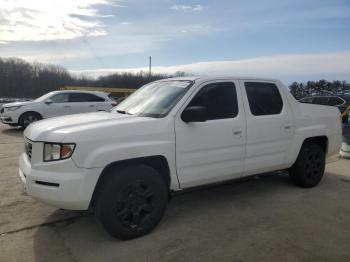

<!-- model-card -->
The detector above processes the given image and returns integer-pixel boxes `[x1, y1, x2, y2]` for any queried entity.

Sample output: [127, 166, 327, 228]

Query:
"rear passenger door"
[175, 81, 246, 188]
[240, 81, 294, 175]
[69, 93, 104, 114]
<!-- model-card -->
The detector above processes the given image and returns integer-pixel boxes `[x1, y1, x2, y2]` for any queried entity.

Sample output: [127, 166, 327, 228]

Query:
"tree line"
[0, 57, 184, 98]
[289, 80, 350, 99]
[1, 57, 349, 99]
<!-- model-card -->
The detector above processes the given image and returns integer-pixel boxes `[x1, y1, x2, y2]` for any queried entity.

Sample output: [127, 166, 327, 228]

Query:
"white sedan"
[0, 90, 116, 128]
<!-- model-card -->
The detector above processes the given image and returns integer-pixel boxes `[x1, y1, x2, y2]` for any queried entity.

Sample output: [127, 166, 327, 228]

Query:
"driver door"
[43, 93, 71, 118]
[174, 81, 246, 188]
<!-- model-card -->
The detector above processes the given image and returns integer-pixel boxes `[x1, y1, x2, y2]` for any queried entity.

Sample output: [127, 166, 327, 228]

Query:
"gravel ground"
[1, 123, 350, 262]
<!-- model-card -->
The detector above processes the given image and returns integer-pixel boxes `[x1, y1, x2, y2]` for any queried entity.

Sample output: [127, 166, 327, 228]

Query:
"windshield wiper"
[116, 110, 133, 115]
[117, 110, 127, 115]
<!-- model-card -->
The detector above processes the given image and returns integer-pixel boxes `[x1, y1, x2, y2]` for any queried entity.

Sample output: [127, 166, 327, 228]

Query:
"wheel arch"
[290, 135, 328, 167]
[302, 135, 328, 154]
[89, 155, 171, 208]
[18, 111, 43, 124]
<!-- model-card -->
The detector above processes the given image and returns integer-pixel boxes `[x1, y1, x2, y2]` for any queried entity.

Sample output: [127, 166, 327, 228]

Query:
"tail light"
[111, 102, 117, 107]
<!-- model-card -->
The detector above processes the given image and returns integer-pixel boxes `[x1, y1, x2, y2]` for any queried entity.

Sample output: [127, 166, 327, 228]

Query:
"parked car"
[340, 124, 350, 158]
[0, 90, 116, 128]
[299, 95, 350, 123]
[19, 77, 342, 240]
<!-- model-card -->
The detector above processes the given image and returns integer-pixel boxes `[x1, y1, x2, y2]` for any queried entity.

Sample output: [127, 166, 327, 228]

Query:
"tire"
[95, 165, 168, 240]
[289, 143, 326, 188]
[19, 112, 42, 129]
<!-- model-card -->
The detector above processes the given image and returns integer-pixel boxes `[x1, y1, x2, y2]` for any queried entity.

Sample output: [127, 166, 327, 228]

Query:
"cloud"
[171, 4, 204, 12]
[70, 52, 350, 82]
[0, 0, 118, 43]
[0, 18, 217, 65]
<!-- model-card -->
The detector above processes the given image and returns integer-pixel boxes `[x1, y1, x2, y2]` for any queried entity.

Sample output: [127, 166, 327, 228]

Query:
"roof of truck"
[157, 76, 281, 83]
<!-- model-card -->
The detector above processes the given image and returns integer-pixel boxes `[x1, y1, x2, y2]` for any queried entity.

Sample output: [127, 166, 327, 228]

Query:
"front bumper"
[0, 115, 14, 124]
[19, 153, 103, 210]
[0, 109, 21, 124]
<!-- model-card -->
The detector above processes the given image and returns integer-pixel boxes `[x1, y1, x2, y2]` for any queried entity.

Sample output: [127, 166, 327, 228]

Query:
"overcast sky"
[1, 0, 350, 82]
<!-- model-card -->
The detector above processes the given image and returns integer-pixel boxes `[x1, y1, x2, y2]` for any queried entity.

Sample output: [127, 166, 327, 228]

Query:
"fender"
[70, 117, 180, 190]
[286, 124, 329, 167]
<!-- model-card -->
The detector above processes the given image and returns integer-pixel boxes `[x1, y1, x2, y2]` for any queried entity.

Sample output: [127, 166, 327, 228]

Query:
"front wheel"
[95, 165, 168, 240]
[289, 143, 326, 188]
[19, 112, 42, 129]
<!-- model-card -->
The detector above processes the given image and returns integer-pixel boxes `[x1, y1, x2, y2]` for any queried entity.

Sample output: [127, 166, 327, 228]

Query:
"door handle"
[89, 105, 95, 107]
[64, 105, 71, 108]
[284, 125, 291, 130]
[233, 130, 242, 135]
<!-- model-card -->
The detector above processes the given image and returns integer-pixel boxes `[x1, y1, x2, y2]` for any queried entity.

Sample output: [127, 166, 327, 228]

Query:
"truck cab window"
[245, 82, 283, 116]
[187, 82, 238, 120]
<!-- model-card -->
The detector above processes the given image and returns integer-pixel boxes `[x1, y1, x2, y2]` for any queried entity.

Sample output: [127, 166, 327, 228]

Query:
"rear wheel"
[95, 165, 168, 240]
[289, 143, 325, 188]
[19, 112, 42, 129]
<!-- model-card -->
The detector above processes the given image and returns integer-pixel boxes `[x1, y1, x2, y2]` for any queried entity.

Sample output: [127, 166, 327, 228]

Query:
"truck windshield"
[113, 80, 193, 118]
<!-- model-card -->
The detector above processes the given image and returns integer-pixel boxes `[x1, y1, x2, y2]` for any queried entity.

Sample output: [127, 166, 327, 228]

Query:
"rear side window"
[328, 97, 344, 106]
[299, 97, 313, 104]
[312, 97, 329, 105]
[69, 93, 105, 102]
[245, 82, 283, 116]
[187, 82, 238, 120]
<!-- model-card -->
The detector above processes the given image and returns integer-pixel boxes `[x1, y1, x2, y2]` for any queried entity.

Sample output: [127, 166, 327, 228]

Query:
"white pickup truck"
[19, 77, 342, 240]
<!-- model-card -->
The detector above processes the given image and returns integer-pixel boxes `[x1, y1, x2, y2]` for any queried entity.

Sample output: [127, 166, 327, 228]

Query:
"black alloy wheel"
[289, 143, 326, 188]
[115, 181, 155, 228]
[95, 165, 168, 240]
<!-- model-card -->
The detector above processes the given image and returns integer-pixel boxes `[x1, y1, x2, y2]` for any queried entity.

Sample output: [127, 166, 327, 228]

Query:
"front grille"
[25, 140, 32, 161]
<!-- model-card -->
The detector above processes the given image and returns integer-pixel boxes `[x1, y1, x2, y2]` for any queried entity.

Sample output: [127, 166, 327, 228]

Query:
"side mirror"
[181, 106, 208, 123]
[45, 99, 53, 105]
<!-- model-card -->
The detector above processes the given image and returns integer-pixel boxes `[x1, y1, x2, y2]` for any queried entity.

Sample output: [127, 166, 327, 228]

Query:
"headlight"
[44, 143, 75, 162]
[5, 106, 22, 111]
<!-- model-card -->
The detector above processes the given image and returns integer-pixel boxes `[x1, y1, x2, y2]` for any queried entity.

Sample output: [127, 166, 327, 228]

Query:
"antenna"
[149, 56, 152, 77]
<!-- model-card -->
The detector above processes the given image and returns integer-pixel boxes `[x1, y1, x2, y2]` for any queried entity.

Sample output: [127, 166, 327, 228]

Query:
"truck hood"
[24, 112, 148, 142]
